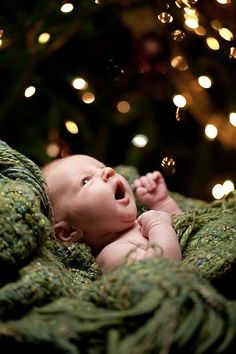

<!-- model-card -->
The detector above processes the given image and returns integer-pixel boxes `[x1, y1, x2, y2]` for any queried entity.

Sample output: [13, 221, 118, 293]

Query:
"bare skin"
[43, 155, 182, 273]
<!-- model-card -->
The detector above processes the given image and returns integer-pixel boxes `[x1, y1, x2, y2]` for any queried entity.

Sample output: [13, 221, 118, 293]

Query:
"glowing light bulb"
[158, 12, 173, 24]
[61, 3, 74, 13]
[230, 47, 236, 59]
[38, 32, 50, 44]
[131, 134, 148, 148]
[229, 112, 236, 126]
[46, 143, 60, 158]
[82, 92, 95, 104]
[173, 94, 187, 108]
[211, 19, 222, 30]
[161, 156, 176, 175]
[184, 7, 197, 16]
[24, 86, 36, 98]
[198, 75, 212, 88]
[194, 26, 206, 36]
[72, 77, 88, 90]
[205, 124, 218, 139]
[117, 101, 131, 113]
[65, 120, 79, 134]
[219, 28, 234, 41]
[212, 184, 224, 199]
[216, 0, 231, 4]
[185, 18, 199, 29]
[222, 180, 234, 194]
[171, 56, 188, 71]
[206, 37, 220, 50]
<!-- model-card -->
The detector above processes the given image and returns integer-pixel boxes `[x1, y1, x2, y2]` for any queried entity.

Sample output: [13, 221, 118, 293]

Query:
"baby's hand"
[133, 171, 168, 210]
[137, 210, 172, 238]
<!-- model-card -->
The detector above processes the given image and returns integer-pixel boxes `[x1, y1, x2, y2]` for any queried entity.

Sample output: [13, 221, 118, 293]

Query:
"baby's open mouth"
[115, 182, 125, 200]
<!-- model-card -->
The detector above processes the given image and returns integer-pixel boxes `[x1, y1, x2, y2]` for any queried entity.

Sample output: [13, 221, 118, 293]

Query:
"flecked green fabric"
[0, 140, 236, 353]
[1, 258, 236, 354]
[174, 195, 236, 280]
[0, 179, 50, 269]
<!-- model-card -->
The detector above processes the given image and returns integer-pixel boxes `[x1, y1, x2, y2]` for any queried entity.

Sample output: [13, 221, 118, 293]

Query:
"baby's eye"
[81, 177, 91, 187]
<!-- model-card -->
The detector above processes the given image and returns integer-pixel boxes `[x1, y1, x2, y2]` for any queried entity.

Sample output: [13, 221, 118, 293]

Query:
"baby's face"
[51, 155, 137, 246]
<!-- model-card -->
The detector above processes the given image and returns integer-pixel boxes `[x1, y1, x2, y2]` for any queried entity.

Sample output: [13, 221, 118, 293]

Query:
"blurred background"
[0, 0, 236, 201]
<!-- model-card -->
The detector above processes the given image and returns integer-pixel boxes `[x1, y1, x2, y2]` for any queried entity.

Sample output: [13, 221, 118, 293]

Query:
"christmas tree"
[0, 0, 235, 200]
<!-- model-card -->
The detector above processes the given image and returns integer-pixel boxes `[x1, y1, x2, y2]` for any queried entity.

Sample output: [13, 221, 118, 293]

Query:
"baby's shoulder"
[120, 223, 147, 247]
[96, 227, 148, 271]
[95, 237, 132, 273]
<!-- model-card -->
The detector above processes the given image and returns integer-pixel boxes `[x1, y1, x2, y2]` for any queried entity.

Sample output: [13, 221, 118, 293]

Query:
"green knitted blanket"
[0, 140, 235, 354]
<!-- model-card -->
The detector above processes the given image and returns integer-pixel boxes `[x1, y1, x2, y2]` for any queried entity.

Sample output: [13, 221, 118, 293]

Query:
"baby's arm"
[96, 210, 181, 273]
[138, 210, 182, 261]
[133, 171, 182, 214]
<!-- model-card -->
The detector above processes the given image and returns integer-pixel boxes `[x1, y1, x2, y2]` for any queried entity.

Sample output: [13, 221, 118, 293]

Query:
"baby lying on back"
[42, 154, 182, 273]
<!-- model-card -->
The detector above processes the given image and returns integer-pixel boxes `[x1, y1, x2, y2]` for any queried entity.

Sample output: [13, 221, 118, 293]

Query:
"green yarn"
[0, 258, 236, 354]
[0, 179, 51, 269]
[174, 192, 236, 280]
[0, 140, 52, 220]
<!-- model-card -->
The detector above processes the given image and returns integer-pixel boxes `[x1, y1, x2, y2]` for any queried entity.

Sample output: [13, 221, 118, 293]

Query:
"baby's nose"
[102, 167, 115, 181]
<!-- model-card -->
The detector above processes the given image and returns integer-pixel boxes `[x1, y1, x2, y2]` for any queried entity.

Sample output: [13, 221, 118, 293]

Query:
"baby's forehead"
[73, 154, 104, 166]
[59, 154, 104, 170]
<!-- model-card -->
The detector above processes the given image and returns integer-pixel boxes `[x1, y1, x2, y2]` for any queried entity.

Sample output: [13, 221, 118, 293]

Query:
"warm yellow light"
[212, 178, 234, 200]
[198, 75, 212, 88]
[65, 121, 79, 134]
[184, 11, 199, 20]
[72, 77, 88, 90]
[183, 7, 197, 16]
[230, 47, 236, 59]
[161, 156, 176, 175]
[60, 3, 74, 13]
[185, 18, 199, 29]
[205, 124, 218, 139]
[158, 12, 173, 24]
[171, 56, 188, 71]
[219, 27, 234, 41]
[173, 94, 187, 108]
[212, 184, 224, 199]
[206, 37, 220, 50]
[194, 26, 206, 36]
[222, 180, 234, 194]
[117, 101, 131, 113]
[131, 134, 148, 148]
[46, 143, 60, 158]
[216, 0, 231, 4]
[24, 86, 36, 98]
[82, 92, 95, 104]
[38, 32, 50, 44]
[229, 112, 236, 127]
[0, 39, 2, 47]
[211, 19, 222, 30]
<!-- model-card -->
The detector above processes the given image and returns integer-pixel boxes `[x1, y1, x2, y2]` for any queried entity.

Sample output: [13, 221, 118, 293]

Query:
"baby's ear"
[55, 221, 84, 242]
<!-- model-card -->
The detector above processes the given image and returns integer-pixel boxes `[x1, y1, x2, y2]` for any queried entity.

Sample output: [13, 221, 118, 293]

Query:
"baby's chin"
[122, 210, 137, 224]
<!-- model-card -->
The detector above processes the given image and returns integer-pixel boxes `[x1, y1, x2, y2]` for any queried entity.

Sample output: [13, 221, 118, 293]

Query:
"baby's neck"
[90, 225, 136, 257]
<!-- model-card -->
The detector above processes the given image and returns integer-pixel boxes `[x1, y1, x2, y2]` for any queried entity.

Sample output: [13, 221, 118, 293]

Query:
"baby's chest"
[122, 225, 148, 250]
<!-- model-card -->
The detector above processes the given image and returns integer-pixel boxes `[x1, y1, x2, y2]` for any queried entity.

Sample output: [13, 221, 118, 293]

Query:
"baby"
[42, 154, 182, 272]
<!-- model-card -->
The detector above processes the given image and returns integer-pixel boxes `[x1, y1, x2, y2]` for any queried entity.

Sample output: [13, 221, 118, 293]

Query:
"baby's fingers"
[137, 173, 156, 191]
[133, 178, 142, 188]
[152, 171, 164, 183]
